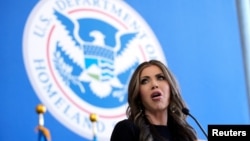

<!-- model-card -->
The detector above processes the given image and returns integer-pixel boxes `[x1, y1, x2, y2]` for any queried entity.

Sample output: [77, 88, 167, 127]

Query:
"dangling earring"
[170, 104, 176, 113]
[135, 109, 142, 120]
[135, 102, 144, 120]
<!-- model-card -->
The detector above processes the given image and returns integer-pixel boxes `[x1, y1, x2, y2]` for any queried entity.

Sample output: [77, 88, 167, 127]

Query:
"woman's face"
[139, 65, 171, 113]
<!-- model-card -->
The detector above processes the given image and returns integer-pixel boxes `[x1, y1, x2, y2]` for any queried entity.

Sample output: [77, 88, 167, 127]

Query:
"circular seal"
[23, 0, 166, 140]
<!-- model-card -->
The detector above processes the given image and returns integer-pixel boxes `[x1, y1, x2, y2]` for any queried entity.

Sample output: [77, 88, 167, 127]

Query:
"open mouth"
[151, 92, 162, 99]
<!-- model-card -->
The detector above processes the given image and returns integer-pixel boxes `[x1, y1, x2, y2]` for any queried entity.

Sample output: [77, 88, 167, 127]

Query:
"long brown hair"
[126, 60, 197, 141]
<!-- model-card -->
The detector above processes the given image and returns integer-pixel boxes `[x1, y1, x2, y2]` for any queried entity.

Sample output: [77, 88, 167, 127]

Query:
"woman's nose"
[151, 80, 158, 89]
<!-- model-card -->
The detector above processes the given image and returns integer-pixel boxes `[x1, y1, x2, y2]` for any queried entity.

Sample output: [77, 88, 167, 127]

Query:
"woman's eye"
[140, 78, 148, 84]
[158, 75, 165, 80]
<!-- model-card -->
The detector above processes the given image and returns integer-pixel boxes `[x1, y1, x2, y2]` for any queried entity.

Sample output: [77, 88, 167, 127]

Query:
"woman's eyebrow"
[140, 75, 149, 79]
[155, 73, 164, 76]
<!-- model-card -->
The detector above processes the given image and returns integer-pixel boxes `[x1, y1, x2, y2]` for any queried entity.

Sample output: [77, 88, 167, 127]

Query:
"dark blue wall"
[0, 0, 249, 141]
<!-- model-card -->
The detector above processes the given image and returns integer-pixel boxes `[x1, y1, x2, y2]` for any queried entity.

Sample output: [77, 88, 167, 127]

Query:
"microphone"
[182, 108, 208, 139]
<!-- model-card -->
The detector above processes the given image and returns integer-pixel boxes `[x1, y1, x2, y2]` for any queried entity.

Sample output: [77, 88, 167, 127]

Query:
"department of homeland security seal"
[23, 0, 166, 140]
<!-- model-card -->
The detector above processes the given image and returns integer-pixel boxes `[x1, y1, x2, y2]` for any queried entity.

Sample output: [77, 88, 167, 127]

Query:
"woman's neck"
[145, 110, 168, 126]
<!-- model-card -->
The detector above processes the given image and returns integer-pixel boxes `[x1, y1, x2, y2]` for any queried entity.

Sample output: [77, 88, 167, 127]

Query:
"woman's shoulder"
[115, 119, 135, 127]
[113, 119, 139, 132]
[110, 119, 139, 141]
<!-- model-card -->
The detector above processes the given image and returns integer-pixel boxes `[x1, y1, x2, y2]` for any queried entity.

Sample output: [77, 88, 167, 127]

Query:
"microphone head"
[182, 108, 190, 115]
